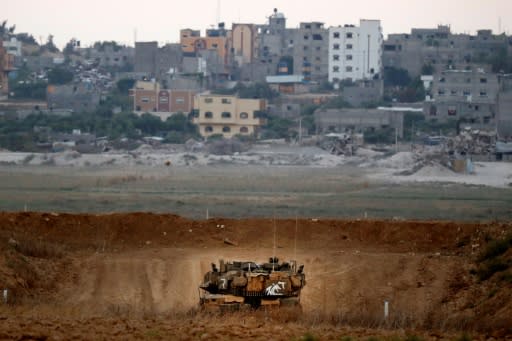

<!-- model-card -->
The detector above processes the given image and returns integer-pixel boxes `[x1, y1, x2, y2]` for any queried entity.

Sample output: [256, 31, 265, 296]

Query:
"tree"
[116, 79, 136, 94]
[421, 63, 434, 75]
[383, 67, 411, 87]
[47, 67, 74, 85]
[41, 35, 59, 53]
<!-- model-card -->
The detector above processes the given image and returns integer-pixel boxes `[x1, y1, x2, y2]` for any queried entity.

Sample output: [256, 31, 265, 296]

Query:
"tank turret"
[199, 257, 305, 310]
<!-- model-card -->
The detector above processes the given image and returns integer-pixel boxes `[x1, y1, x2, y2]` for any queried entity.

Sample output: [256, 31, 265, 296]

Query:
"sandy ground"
[0, 212, 511, 340]
[2, 145, 512, 189]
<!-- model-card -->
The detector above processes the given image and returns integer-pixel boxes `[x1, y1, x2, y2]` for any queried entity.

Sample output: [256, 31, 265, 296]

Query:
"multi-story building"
[193, 94, 267, 138]
[424, 68, 499, 128]
[130, 81, 195, 118]
[134, 42, 182, 80]
[290, 22, 329, 82]
[0, 40, 15, 99]
[232, 24, 259, 66]
[328, 20, 382, 83]
[383, 27, 510, 77]
[180, 25, 230, 66]
[85, 44, 134, 70]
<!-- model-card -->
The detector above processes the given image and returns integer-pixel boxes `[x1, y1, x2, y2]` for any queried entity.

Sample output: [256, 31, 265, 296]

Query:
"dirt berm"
[0, 212, 511, 340]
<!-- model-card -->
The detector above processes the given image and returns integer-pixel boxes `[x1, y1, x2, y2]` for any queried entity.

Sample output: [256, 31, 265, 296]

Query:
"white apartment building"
[328, 20, 383, 84]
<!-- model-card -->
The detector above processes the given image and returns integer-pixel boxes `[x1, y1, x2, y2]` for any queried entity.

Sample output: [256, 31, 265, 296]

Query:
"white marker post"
[3, 289, 8, 304]
[384, 300, 389, 320]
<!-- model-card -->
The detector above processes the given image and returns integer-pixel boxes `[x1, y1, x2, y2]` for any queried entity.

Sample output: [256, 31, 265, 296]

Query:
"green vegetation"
[47, 67, 74, 85]
[383, 67, 425, 103]
[474, 232, 512, 281]
[212, 82, 278, 100]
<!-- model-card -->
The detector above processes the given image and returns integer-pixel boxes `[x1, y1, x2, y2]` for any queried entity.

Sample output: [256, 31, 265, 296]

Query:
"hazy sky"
[4, 0, 512, 49]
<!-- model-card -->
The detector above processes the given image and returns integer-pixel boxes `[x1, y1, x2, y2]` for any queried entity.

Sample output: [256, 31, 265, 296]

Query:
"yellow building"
[232, 24, 258, 65]
[193, 94, 267, 138]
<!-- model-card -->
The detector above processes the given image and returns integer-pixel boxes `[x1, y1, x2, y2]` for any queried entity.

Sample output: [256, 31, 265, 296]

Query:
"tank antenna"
[294, 212, 298, 262]
[273, 212, 277, 271]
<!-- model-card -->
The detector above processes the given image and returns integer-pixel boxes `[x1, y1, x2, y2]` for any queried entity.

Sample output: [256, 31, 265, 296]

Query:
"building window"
[204, 97, 213, 103]
[333, 66, 340, 73]
[159, 97, 168, 103]
[429, 105, 437, 116]
[315, 57, 321, 61]
[176, 97, 185, 104]
[204, 111, 213, 118]
[222, 126, 231, 133]
[333, 44, 340, 50]
[240, 112, 249, 119]
[448, 106, 457, 116]
[450, 90, 458, 96]
[346, 32, 353, 39]
[221, 112, 231, 118]
[346, 55, 353, 61]
[221, 98, 231, 104]
[333, 54, 340, 61]
[480, 78, 487, 83]
[240, 126, 249, 133]
[438, 89, 445, 96]
[304, 35, 309, 40]
[463, 90, 471, 96]
[346, 44, 353, 49]
[141, 97, 149, 103]
[333, 32, 340, 39]
[346, 66, 353, 72]
[439, 77, 446, 83]
[205, 126, 213, 133]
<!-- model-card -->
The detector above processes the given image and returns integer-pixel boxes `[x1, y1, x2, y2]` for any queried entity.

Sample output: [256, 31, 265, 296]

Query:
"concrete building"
[329, 20, 383, 83]
[3, 37, 22, 57]
[0, 40, 15, 99]
[341, 79, 384, 107]
[497, 74, 512, 140]
[135, 41, 158, 75]
[383, 26, 510, 77]
[180, 25, 230, 67]
[424, 68, 499, 129]
[290, 22, 329, 82]
[47, 84, 101, 113]
[266, 75, 308, 94]
[193, 94, 266, 138]
[85, 44, 134, 70]
[232, 24, 258, 66]
[257, 9, 287, 63]
[134, 42, 182, 80]
[314, 107, 404, 137]
[131, 81, 195, 118]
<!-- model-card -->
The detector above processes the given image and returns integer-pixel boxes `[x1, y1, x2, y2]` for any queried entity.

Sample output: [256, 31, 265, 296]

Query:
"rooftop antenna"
[216, 0, 221, 26]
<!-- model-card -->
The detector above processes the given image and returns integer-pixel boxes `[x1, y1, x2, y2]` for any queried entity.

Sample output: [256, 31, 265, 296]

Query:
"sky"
[4, 0, 512, 49]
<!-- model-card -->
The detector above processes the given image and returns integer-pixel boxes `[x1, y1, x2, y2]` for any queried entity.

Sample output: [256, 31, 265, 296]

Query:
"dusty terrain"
[0, 212, 511, 340]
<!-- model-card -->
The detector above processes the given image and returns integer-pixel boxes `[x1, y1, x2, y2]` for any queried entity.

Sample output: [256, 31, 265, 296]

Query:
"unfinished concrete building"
[383, 26, 510, 77]
[424, 68, 499, 131]
[314, 108, 404, 137]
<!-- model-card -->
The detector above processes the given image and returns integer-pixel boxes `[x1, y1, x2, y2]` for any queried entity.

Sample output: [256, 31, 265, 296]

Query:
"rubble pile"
[446, 128, 496, 157]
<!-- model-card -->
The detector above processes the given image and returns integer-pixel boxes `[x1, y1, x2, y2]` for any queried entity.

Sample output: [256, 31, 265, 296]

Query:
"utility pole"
[299, 117, 302, 145]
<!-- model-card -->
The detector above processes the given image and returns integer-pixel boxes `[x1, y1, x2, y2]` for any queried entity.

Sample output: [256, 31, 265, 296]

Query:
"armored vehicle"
[199, 257, 305, 310]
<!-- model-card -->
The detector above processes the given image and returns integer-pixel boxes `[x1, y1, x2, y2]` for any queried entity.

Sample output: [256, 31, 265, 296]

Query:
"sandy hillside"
[0, 212, 511, 340]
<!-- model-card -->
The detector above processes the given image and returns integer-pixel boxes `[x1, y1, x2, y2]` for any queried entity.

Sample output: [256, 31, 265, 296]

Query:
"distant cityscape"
[0, 9, 511, 155]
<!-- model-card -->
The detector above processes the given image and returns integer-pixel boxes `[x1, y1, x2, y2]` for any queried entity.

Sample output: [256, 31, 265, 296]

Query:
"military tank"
[199, 257, 305, 311]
